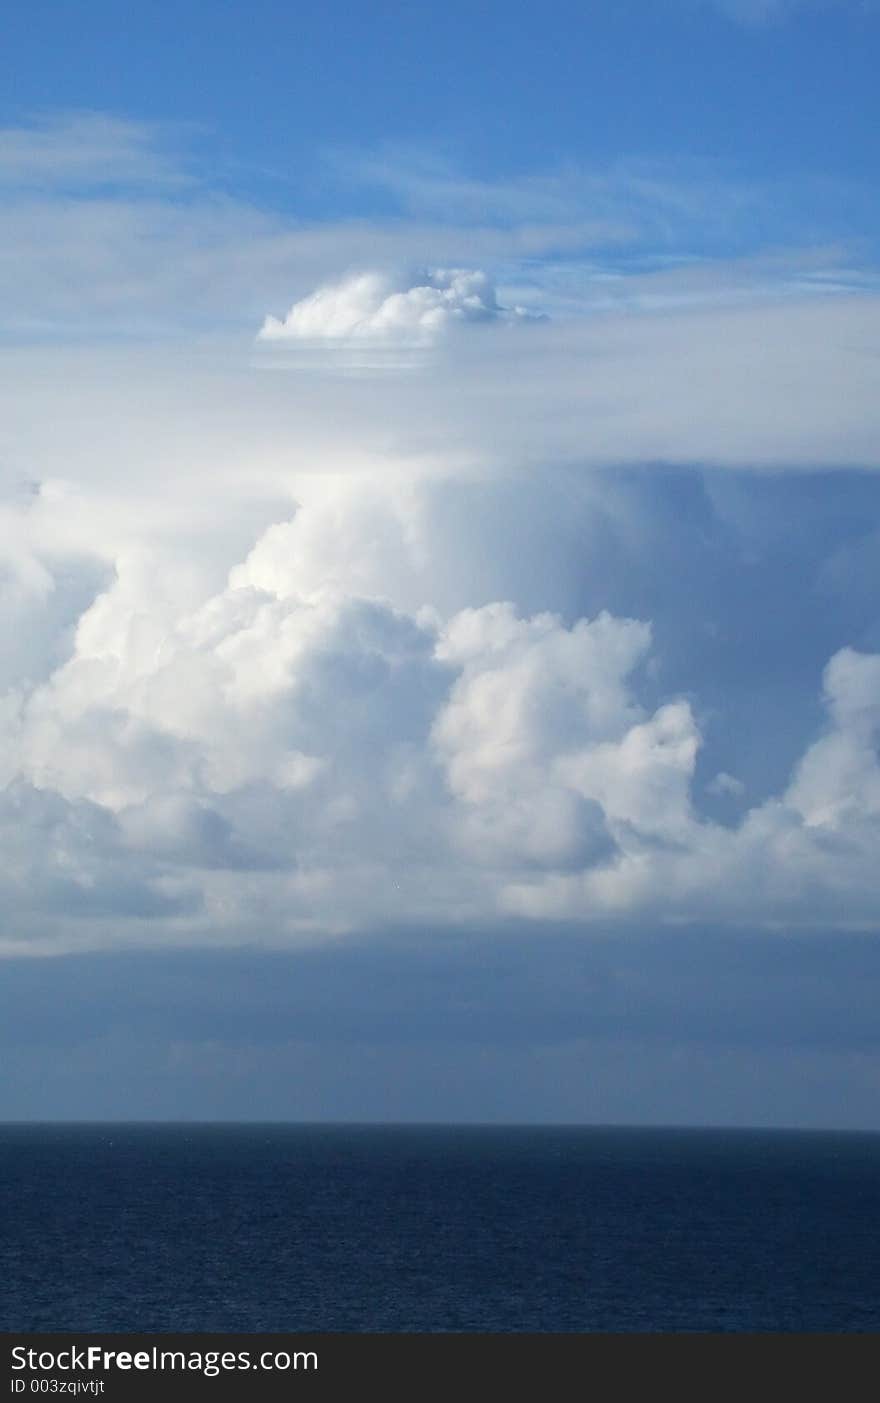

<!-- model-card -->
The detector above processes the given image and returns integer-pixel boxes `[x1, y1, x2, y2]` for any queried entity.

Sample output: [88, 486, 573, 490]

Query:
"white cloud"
[432, 604, 648, 868]
[786, 648, 880, 829]
[4, 442, 880, 954]
[258, 268, 532, 345]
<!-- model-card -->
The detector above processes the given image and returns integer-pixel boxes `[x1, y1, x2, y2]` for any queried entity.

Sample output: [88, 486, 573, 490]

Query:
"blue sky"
[2, 1, 878, 199]
[1, 0, 880, 1125]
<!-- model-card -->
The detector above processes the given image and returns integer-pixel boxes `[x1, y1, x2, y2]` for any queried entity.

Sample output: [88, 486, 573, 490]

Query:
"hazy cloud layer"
[5, 929, 880, 1124]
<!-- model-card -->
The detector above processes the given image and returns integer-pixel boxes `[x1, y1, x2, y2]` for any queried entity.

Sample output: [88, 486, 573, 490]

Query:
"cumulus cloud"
[258, 268, 533, 345]
[433, 605, 650, 867]
[4, 445, 880, 955]
[786, 648, 880, 830]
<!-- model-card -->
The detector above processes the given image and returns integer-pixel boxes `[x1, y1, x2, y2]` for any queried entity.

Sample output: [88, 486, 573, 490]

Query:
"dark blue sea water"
[3, 1123, 880, 1332]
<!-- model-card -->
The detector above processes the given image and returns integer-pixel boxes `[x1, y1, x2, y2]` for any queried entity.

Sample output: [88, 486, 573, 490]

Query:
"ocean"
[3, 1123, 880, 1333]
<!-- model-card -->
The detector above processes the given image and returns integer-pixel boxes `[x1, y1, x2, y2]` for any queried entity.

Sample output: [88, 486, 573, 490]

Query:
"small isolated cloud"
[708, 771, 746, 797]
[258, 268, 535, 345]
[708, 0, 796, 20]
[701, 0, 874, 23]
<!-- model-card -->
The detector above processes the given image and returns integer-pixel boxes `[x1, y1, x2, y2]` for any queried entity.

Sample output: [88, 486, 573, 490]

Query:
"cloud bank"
[4, 440, 880, 957]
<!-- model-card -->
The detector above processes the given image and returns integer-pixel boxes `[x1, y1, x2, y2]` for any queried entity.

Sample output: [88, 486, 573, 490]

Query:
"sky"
[2, 0, 880, 1126]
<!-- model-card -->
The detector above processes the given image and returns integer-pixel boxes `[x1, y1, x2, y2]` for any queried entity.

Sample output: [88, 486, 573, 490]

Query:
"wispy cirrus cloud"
[0, 111, 192, 192]
[694, 0, 877, 23]
[1, 113, 877, 341]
